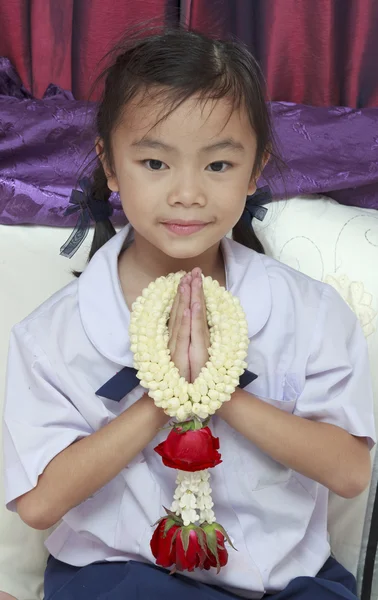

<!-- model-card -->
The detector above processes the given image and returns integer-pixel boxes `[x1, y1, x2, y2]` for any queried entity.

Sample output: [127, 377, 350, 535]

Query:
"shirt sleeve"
[3, 325, 93, 511]
[294, 285, 376, 449]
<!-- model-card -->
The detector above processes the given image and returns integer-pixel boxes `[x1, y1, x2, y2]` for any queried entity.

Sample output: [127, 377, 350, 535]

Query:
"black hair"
[82, 25, 282, 266]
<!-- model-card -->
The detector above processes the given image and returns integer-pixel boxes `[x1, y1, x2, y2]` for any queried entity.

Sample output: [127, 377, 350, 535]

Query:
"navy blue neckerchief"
[96, 366, 258, 402]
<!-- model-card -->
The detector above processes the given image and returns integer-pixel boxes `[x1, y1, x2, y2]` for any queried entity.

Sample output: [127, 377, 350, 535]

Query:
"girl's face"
[103, 95, 258, 261]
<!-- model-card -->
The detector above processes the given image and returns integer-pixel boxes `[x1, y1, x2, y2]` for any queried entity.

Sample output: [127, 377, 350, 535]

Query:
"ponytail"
[232, 219, 265, 254]
[231, 186, 273, 254]
[72, 162, 117, 278]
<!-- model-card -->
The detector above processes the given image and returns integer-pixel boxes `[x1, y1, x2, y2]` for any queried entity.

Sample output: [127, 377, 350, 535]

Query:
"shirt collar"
[78, 226, 133, 366]
[78, 226, 272, 366]
[221, 236, 272, 338]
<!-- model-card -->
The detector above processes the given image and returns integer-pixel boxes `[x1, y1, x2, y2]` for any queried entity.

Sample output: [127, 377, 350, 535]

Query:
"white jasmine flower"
[198, 481, 211, 495]
[197, 495, 214, 510]
[181, 508, 199, 526]
[199, 508, 216, 524]
[179, 491, 197, 510]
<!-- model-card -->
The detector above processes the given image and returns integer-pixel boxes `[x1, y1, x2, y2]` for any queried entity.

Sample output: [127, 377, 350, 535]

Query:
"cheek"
[219, 190, 246, 221]
[117, 162, 165, 198]
[116, 170, 154, 218]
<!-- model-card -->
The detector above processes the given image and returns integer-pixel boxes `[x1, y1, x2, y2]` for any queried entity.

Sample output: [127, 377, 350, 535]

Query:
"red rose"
[174, 527, 207, 572]
[154, 426, 222, 472]
[150, 517, 180, 568]
[202, 527, 228, 571]
[150, 514, 233, 573]
[150, 519, 207, 572]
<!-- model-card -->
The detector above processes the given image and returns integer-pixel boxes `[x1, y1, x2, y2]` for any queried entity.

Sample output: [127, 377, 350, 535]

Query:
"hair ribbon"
[243, 185, 273, 227]
[60, 177, 113, 259]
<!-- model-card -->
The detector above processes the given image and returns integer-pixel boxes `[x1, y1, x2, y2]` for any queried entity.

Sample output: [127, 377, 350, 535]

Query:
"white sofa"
[1, 195, 377, 599]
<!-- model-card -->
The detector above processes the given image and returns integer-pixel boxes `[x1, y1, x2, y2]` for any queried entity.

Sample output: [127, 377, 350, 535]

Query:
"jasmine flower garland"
[129, 272, 249, 573]
[130, 272, 249, 420]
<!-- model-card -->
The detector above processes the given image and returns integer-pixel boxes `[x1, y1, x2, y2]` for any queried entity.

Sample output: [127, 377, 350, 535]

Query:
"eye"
[207, 161, 232, 173]
[143, 159, 168, 171]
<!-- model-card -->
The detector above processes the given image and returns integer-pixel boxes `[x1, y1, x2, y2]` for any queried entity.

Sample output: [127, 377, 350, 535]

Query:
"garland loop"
[130, 272, 249, 421]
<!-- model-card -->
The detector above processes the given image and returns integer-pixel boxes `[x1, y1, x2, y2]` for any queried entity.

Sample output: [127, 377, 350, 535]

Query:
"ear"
[96, 138, 119, 192]
[247, 152, 270, 195]
[247, 178, 257, 196]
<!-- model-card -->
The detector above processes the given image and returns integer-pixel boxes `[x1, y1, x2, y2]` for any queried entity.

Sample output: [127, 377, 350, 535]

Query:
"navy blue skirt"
[44, 555, 358, 599]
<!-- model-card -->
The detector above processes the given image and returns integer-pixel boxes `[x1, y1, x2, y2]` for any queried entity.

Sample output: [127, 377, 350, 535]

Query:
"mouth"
[161, 220, 210, 236]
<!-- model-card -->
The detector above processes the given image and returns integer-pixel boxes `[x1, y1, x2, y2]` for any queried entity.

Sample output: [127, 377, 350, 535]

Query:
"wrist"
[218, 387, 255, 419]
[138, 393, 171, 427]
[218, 387, 240, 418]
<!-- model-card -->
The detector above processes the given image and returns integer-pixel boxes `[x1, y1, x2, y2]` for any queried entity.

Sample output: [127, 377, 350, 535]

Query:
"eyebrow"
[131, 137, 246, 153]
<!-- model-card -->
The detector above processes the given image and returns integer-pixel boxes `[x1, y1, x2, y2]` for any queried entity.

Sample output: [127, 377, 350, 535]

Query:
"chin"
[159, 244, 206, 261]
[156, 234, 214, 258]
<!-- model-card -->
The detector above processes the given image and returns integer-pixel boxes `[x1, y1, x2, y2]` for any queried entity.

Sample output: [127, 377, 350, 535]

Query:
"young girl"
[3, 28, 375, 600]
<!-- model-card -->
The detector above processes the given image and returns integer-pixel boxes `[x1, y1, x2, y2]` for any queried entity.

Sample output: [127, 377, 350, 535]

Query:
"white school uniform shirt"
[3, 226, 376, 598]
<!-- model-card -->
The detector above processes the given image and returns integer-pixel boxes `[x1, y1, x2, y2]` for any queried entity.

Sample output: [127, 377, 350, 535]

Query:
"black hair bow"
[60, 177, 113, 259]
[243, 185, 273, 226]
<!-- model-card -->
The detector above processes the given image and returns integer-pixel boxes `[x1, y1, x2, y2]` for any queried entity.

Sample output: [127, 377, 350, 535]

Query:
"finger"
[168, 285, 181, 338]
[191, 272, 208, 333]
[190, 268, 203, 304]
[185, 272, 192, 289]
[171, 282, 190, 353]
[168, 274, 189, 338]
[191, 267, 202, 280]
[190, 301, 205, 349]
[190, 270, 202, 311]
[189, 301, 209, 382]
[175, 306, 191, 366]
[198, 274, 208, 327]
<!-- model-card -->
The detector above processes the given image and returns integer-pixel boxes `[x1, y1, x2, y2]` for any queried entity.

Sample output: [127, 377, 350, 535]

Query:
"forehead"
[115, 93, 255, 146]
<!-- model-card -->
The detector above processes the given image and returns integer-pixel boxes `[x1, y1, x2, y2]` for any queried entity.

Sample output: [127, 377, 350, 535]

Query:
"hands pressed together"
[168, 268, 210, 383]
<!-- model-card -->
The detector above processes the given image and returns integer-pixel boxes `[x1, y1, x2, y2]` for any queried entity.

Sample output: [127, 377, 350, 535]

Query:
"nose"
[167, 172, 207, 208]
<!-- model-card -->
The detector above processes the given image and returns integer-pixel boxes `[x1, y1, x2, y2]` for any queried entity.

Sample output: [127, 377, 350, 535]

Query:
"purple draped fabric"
[0, 58, 377, 226]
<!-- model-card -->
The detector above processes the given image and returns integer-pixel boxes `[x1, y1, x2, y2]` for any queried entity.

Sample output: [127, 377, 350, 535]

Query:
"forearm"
[218, 388, 371, 498]
[17, 394, 169, 529]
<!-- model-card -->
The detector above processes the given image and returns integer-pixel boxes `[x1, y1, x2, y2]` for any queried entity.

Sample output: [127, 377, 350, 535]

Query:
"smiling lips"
[162, 220, 210, 236]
